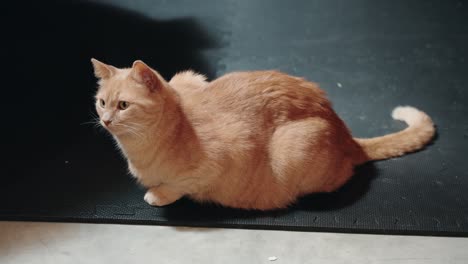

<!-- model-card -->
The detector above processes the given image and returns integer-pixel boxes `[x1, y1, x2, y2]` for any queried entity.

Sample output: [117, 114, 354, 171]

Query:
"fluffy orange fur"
[91, 59, 435, 210]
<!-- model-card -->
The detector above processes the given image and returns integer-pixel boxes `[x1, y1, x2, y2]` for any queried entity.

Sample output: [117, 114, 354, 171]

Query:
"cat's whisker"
[122, 121, 144, 129]
[81, 111, 101, 127]
[114, 123, 145, 140]
[80, 119, 100, 126]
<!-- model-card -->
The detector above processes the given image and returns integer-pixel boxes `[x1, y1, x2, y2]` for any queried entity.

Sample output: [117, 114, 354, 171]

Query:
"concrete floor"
[1, 222, 467, 264]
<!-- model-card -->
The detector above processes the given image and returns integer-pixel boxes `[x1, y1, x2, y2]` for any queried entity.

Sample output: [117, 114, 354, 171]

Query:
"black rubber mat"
[1, 0, 467, 236]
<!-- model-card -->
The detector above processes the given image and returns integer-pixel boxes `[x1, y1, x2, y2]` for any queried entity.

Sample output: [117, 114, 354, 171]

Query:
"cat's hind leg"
[269, 118, 351, 195]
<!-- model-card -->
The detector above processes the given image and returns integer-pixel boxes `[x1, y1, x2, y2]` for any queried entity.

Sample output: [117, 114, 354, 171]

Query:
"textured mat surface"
[1, 0, 467, 236]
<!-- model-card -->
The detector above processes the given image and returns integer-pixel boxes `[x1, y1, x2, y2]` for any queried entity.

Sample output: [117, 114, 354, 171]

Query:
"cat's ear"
[91, 58, 116, 79]
[131, 60, 162, 92]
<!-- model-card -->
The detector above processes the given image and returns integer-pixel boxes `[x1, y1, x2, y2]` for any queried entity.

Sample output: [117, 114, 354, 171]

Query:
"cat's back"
[188, 70, 331, 121]
[205, 70, 322, 100]
[181, 71, 334, 154]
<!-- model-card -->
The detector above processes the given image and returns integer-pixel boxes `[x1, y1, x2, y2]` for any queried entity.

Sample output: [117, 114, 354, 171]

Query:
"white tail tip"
[391, 106, 429, 126]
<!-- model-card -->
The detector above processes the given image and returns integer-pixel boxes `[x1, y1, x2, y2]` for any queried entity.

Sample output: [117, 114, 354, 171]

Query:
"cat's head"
[91, 59, 169, 137]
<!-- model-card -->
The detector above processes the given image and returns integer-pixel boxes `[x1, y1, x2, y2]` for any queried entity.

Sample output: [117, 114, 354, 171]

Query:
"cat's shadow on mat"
[162, 163, 378, 221]
[1, 0, 221, 209]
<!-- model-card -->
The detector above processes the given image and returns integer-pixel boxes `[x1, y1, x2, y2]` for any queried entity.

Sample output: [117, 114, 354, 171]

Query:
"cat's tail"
[354, 106, 435, 164]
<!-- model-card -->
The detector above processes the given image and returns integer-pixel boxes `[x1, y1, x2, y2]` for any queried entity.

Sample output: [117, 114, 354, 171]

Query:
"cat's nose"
[102, 119, 112, 126]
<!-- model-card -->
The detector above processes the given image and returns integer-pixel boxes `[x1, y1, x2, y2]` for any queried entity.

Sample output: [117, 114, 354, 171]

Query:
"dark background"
[0, 0, 467, 236]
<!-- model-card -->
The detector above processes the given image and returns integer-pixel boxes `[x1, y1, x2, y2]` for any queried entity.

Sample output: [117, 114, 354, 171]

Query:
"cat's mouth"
[100, 121, 117, 133]
[101, 121, 134, 137]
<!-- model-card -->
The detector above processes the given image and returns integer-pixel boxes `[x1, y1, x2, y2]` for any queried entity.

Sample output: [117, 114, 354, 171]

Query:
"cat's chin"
[103, 126, 124, 137]
[108, 129, 136, 139]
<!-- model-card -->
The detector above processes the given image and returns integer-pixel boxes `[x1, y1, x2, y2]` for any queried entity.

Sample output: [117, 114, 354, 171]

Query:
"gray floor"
[1, 221, 467, 264]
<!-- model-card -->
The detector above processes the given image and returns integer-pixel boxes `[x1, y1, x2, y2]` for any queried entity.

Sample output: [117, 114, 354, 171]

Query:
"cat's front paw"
[144, 190, 173, 207]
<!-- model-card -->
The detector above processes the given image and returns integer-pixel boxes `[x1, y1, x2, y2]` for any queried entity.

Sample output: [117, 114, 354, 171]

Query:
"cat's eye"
[118, 101, 129, 110]
[99, 99, 105, 108]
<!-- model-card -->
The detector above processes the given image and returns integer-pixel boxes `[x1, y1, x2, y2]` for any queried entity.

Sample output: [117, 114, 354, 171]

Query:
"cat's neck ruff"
[115, 119, 176, 168]
[115, 103, 201, 175]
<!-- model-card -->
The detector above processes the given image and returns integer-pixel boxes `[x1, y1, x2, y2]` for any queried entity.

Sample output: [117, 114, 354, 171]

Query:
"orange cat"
[91, 59, 435, 210]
